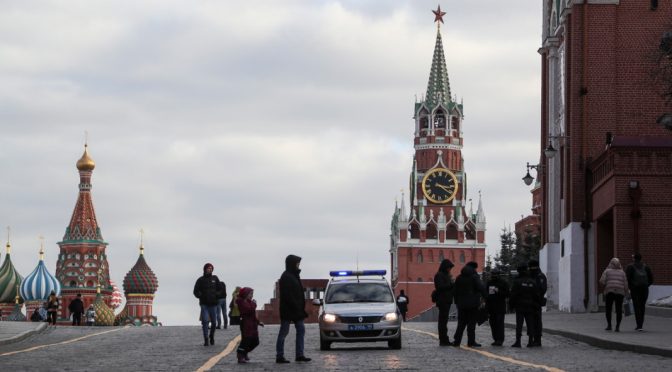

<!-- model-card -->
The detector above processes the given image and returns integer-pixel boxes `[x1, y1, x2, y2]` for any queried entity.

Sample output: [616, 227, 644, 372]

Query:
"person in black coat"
[528, 259, 547, 346]
[452, 261, 487, 347]
[626, 253, 654, 331]
[275, 254, 311, 363]
[510, 264, 540, 348]
[216, 281, 228, 329]
[193, 263, 223, 347]
[68, 293, 85, 326]
[396, 290, 409, 322]
[433, 259, 455, 346]
[486, 269, 510, 346]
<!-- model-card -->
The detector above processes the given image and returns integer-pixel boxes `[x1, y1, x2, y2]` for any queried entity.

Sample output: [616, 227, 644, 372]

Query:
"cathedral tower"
[390, 6, 486, 319]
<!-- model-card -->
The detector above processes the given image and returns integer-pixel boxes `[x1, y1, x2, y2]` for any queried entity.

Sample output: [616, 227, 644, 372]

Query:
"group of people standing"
[433, 258, 547, 348]
[193, 255, 311, 364]
[29, 292, 96, 326]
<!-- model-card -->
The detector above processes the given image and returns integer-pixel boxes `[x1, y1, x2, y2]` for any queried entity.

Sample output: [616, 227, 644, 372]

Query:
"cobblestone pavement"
[0, 322, 669, 371]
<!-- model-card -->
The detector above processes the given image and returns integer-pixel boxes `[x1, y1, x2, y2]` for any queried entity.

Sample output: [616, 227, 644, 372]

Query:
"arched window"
[69, 281, 77, 287]
[446, 224, 458, 240]
[417, 250, 424, 263]
[459, 251, 465, 263]
[434, 109, 446, 129]
[426, 222, 438, 240]
[439, 250, 445, 262]
[428, 250, 434, 263]
[417, 277, 423, 282]
[409, 223, 420, 239]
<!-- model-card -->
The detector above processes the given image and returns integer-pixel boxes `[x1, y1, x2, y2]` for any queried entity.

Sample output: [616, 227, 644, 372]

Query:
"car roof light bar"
[329, 270, 386, 277]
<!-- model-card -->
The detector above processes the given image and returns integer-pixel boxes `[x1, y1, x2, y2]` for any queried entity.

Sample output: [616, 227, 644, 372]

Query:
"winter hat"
[238, 287, 253, 298]
[203, 263, 214, 272]
[466, 261, 478, 269]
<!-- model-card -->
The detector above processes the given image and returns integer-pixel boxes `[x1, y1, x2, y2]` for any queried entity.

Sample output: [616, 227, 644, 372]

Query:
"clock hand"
[435, 184, 453, 192]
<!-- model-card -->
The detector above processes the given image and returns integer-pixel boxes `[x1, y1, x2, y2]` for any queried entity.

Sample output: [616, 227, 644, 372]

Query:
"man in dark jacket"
[433, 259, 455, 346]
[452, 261, 487, 347]
[510, 264, 540, 348]
[275, 254, 311, 363]
[193, 263, 222, 346]
[486, 269, 510, 346]
[528, 259, 547, 346]
[396, 290, 409, 322]
[68, 293, 85, 326]
[626, 253, 654, 331]
[216, 281, 228, 329]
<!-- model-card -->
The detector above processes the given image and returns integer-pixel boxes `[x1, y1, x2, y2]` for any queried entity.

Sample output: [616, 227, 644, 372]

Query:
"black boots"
[203, 336, 209, 347]
[209, 327, 215, 345]
[511, 337, 521, 348]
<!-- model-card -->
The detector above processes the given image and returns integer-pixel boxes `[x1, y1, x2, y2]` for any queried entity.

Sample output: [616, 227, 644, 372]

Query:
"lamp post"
[543, 135, 570, 159]
[522, 162, 541, 186]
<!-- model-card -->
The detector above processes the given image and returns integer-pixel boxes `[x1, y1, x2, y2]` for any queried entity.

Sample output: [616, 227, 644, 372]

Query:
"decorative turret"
[122, 235, 158, 295]
[76, 144, 96, 171]
[93, 283, 115, 326]
[109, 280, 123, 310]
[20, 239, 61, 302]
[118, 230, 159, 326]
[0, 230, 24, 318]
[7, 287, 27, 322]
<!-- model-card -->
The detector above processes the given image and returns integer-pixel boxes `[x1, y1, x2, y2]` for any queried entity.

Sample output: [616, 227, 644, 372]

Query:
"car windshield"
[325, 282, 394, 304]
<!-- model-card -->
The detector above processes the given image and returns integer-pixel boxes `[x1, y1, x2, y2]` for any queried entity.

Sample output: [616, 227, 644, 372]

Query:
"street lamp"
[656, 113, 672, 131]
[522, 162, 540, 186]
[544, 135, 569, 159]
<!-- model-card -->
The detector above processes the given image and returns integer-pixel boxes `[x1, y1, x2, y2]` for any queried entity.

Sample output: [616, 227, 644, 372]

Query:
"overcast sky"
[0, 1, 542, 325]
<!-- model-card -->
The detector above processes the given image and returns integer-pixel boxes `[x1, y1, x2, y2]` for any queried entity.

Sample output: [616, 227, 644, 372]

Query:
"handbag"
[476, 304, 489, 326]
[623, 300, 633, 317]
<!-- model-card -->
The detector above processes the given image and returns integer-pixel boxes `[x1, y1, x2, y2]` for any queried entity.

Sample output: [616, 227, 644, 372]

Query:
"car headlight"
[384, 312, 398, 321]
[323, 313, 337, 323]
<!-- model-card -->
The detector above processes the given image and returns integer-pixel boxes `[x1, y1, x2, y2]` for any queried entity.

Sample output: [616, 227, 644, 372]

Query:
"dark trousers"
[453, 307, 478, 345]
[631, 287, 649, 329]
[515, 310, 534, 340]
[400, 310, 407, 322]
[488, 312, 505, 343]
[47, 311, 57, 325]
[72, 312, 82, 326]
[532, 307, 542, 339]
[237, 336, 259, 355]
[604, 292, 624, 327]
[437, 303, 452, 344]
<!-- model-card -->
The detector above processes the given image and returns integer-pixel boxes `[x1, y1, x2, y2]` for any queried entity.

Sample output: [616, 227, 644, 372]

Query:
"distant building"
[515, 180, 541, 252]
[537, 0, 672, 312]
[389, 8, 486, 320]
[257, 279, 327, 324]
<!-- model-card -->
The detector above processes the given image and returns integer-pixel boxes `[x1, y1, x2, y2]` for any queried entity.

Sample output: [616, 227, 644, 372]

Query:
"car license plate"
[348, 324, 373, 331]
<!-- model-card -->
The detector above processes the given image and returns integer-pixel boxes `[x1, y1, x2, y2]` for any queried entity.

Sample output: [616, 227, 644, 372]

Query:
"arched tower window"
[459, 251, 465, 263]
[434, 109, 446, 131]
[426, 222, 438, 240]
[69, 280, 77, 287]
[465, 223, 476, 240]
[439, 250, 445, 262]
[416, 250, 424, 263]
[409, 223, 420, 239]
[419, 108, 430, 135]
[451, 115, 460, 137]
[428, 250, 434, 263]
[446, 223, 458, 240]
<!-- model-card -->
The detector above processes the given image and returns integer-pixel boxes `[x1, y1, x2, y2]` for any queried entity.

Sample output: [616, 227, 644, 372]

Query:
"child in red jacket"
[236, 287, 263, 363]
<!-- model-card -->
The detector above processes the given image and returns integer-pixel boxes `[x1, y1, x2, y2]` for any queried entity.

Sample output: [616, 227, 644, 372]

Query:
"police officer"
[528, 259, 547, 347]
[486, 269, 510, 346]
[509, 263, 540, 348]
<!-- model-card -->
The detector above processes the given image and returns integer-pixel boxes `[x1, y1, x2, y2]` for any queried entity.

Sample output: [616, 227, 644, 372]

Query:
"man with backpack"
[626, 253, 653, 331]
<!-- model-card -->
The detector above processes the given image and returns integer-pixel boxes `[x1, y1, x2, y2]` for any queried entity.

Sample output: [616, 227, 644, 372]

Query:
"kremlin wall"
[0, 145, 159, 325]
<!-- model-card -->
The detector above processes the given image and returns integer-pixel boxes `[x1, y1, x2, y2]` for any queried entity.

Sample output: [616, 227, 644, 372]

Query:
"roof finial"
[97, 268, 103, 293]
[39, 235, 45, 260]
[15, 284, 20, 304]
[139, 228, 145, 255]
[85, 130, 89, 147]
[432, 5, 446, 28]
[5, 226, 10, 254]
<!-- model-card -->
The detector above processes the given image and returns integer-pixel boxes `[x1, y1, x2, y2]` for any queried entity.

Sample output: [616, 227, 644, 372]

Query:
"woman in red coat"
[236, 287, 263, 363]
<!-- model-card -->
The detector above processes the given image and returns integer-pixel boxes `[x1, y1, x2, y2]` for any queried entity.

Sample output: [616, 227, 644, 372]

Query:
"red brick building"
[535, 0, 672, 311]
[389, 10, 486, 320]
[257, 279, 328, 324]
[515, 181, 541, 246]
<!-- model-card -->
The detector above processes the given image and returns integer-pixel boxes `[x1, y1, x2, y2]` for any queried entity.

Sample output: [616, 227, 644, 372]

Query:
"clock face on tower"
[421, 167, 458, 204]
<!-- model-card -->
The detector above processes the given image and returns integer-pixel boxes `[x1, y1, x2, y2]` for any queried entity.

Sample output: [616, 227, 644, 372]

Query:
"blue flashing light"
[329, 270, 387, 277]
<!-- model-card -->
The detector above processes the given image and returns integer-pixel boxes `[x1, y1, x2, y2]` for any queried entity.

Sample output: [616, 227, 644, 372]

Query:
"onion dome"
[7, 291, 27, 321]
[109, 280, 123, 309]
[76, 144, 96, 171]
[123, 242, 158, 295]
[93, 288, 115, 326]
[0, 241, 23, 303]
[20, 246, 61, 301]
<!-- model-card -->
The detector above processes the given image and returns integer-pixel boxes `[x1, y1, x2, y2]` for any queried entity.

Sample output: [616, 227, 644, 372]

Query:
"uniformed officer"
[509, 263, 540, 348]
[528, 259, 547, 347]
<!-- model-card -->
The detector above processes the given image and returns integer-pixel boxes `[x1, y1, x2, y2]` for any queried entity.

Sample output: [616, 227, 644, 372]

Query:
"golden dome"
[76, 145, 96, 171]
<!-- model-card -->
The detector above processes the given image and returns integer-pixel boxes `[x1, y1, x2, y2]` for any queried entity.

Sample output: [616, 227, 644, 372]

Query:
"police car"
[312, 270, 402, 350]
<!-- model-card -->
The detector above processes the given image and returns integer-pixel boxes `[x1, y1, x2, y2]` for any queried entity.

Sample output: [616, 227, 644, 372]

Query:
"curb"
[504, 322, 672, 358]
[0, 322, 48, 347]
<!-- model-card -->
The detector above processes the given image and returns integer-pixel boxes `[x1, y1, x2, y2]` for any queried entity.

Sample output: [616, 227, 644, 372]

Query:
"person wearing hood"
[229, 286, 242, 326]
[626, 253, 653, 331]
[193, 263, 223, 346]
[433, 259, 455, 346]
[236, 287, 264, 364]
[528, 259, 547, 346]
[600, 258, 629, 332]
[452, 261, 487, 347]
[46, 290, 59, 325]
[510, 264, 540, 347]
[396, 290, 409, 322]
[486, 269, 510, 346]
[275, 254, 311, 363]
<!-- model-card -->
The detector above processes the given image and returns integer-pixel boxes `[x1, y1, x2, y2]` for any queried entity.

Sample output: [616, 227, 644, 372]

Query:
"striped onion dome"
[20, 250, 61, 301]
[93, 291, 115, 326]
[7, 302, 27, 321]
[109, 280, 123, 309]
[123, 245, 158, 295]
[0, 243, 24, 303]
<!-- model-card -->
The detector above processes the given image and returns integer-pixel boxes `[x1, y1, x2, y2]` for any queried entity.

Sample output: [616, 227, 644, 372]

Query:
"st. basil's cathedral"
[0, 145, 160, 326]
[390, 6, 487, 320]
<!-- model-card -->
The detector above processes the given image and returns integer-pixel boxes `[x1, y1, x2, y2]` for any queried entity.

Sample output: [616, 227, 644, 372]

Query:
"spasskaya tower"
[390, 6, 486, 320]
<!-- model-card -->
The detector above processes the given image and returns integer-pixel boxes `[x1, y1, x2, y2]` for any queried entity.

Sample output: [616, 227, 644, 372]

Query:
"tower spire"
[426, 5, 451, 108]
[139, 228, 145, 255]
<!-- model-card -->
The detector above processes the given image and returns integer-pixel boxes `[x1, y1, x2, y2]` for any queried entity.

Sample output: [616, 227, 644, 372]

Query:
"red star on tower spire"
[432, 5, 446, 24]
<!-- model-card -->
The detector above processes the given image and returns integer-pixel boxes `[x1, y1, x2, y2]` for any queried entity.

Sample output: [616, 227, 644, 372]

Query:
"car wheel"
[388, 334, 402, 350]
[320, 337, 331, 351]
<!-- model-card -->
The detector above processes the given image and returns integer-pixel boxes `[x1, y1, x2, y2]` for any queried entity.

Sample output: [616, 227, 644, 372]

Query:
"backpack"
[631, 265, 649, 288]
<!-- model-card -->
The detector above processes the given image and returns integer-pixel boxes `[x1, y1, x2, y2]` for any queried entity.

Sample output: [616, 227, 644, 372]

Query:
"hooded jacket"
[600, 258, 628, 296]
[278, 254, 307, 321]
[453, 265, 486, 309]
[486, 275, 510, 314]
[433, 259, 455, 306]
[236, 287, 260, 338]
[510, 270, 540, 312]
[193, 269, 222, 306]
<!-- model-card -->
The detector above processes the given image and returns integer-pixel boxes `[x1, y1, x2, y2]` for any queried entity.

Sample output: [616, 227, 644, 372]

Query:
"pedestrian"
[39, 303, 48, 322]
[626, 253, 653, 331]
[193, 262, 223, 346]
[275, 254, 311, 363]
[216, 280, 228, 330]
[452, 261, 487, 347]
[229, 287, 241, 326]
[85, 304, 96, 326]
[396, 290, 409, 322]
[30, 307, 42, 322]
[510, 264, 540, 347]
[528, 259, 547, 346]
[68, 293, 85, 326]
[46, 290, 59, 325]
[433, 259, 455, 346]
[486, 268, 510, 346]
[236, 287, 264, 364]
[599, 257, 629, 332]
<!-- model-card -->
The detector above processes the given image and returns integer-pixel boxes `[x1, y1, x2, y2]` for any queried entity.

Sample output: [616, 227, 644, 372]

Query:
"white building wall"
[540, 242, 560, 308]
[558, 222, 588, 312]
